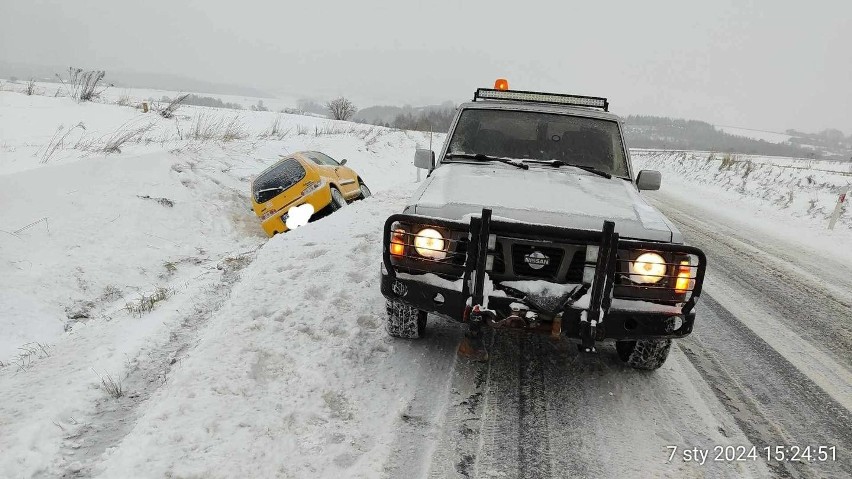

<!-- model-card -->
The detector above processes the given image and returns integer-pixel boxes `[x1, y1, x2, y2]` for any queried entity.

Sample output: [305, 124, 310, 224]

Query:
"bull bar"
[380, 208, 706, 351]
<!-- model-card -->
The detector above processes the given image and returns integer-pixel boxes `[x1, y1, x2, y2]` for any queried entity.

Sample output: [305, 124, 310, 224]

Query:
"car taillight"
[390, 228, 406, 256]
[260, 210, 277, 221]
[301, 180, 323, 196]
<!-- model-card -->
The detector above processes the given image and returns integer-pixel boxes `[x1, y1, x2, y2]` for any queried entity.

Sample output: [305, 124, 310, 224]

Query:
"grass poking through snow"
[125, 287, 172, 316]
[93, 369, 124, 398]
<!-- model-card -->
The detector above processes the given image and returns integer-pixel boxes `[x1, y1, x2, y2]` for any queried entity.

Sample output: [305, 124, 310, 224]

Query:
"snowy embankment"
[0, 91, 435, 362]
[0, 90, 447, 476]
[632, 149, 851, 228]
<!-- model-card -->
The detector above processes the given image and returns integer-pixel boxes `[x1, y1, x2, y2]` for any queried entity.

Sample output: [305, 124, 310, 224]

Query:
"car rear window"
[253, 158, 306, 203]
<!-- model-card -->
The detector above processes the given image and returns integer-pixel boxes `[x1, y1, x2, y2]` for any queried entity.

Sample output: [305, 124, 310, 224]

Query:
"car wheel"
[615, 339, 672, 370]
[385, 299, 427, 339]
[358, 182, 371, 199]
[330, 187, 346, 211]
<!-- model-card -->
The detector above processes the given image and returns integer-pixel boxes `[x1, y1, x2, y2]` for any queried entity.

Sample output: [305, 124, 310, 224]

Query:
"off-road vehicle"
[380, 83, 706, 369]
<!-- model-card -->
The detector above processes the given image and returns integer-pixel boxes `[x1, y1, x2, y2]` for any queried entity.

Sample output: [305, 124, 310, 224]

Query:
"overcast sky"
[2, 0, 849, 133]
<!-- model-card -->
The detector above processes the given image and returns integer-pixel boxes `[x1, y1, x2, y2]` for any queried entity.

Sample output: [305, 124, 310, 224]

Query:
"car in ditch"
[379, 83, 706, 369]
[251, 151, 371, 236]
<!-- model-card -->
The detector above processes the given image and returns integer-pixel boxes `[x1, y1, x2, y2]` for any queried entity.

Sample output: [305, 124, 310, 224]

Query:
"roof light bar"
[473, 88, 609, 111]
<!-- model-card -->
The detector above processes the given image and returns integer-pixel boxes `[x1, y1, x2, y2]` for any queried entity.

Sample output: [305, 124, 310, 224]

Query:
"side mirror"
[339, 159, 347, 165]
[414, 149, 435, 169]
[636, 170, 662, 191]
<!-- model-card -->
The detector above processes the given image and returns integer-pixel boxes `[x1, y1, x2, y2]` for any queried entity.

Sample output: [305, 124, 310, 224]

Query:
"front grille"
[453, 237, 505, 273]
[492, 242, 506, 273]
[452, 237, 468, 267]
[511, 245, 563, 279]
[566, 249, 585, 282]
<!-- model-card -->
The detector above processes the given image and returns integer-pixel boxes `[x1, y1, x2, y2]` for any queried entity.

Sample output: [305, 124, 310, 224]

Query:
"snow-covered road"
[378, 192, 852, 478]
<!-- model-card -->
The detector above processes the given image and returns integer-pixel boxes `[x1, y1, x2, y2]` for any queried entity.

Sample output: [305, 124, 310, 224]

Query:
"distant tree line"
[389, 107, 456, 132]
[354, 105, 456, 132]
[784, 128, 852, 155]
[153, 94, 244, 110]
[623, 115, 823, 158]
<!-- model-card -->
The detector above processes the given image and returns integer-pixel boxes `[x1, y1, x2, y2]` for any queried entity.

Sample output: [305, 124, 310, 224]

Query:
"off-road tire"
[358, 181, 371, 200]
[385, 299, 427, 339]
[615, 339, 672, 370]
[330, 187, 346, 211]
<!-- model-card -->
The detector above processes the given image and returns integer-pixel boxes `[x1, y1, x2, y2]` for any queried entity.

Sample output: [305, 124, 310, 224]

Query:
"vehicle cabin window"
[309, 152, 339, 166]
[252, 158, 306, 203]
[446, 108, 629, 177]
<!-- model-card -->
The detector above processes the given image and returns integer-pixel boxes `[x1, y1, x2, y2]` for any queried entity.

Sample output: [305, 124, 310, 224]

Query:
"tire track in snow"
[679, 294, 852, 479]
[657, 202, 852, 371]
[424, 330, 765, 478]
[476, 334, 554, 478]
[421, 345, 488, 479]
[651, 196, 852, 477]
[50, 252, 257, 478]
[379, 318, 464, 479]
[515, 336, 553, 478]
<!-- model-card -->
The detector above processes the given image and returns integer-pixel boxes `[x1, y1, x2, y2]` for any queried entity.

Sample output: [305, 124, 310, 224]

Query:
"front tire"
[615, 339, 672, 370]
[329, 187, 346, 212]
[385, 299, 427, 339]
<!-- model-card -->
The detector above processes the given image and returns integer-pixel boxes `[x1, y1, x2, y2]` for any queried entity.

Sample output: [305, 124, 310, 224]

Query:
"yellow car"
[251, 151, 371, 236]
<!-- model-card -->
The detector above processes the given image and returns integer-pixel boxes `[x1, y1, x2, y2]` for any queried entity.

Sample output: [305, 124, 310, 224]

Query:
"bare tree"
[325, 97, 357, 121]
[25, 78, 36, 95]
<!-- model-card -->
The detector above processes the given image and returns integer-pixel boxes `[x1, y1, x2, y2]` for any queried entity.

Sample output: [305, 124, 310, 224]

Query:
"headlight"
[630, 252, 667, 284]
[413, 228, 447, 259]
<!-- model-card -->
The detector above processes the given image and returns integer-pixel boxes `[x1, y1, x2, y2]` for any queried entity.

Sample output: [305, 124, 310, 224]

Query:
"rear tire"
[329, 187, 346, 212]
[385, 299, 427, 339]
[615, 339, 672, 370]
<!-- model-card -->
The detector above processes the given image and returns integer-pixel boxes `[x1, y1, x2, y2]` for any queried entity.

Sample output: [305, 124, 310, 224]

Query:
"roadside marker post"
[828, 191, 847, 230]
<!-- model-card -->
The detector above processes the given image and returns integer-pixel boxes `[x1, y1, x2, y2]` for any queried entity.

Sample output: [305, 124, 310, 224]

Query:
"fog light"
[675, 260, 692, 293]
[390, 229, 406, 256]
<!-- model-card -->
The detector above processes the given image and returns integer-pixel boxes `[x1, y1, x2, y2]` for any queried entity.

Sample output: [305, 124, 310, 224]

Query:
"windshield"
[252, 158, 306, 203]
[446, 108, 630, 177]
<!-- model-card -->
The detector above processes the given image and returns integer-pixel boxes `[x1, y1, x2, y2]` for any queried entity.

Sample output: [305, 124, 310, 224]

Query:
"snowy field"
[1, 89, 849, 477]
[0, 79, 303, 114]
[714, 126, 793, 144]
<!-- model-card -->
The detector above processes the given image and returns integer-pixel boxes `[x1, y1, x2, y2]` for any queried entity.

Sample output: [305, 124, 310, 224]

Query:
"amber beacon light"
[494, 78, 509, 90]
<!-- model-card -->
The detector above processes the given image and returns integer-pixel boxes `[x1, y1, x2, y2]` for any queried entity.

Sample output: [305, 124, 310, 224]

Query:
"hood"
[407, 163, 679, 242]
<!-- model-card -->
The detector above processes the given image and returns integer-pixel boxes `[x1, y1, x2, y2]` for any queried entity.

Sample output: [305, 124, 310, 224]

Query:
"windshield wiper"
[520, 159, 612, 179]
[445, 152, 529, 170]
[255, 186, 284, 195]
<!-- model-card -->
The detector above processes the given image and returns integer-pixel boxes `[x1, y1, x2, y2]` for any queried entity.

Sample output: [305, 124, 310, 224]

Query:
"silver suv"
[380, 86, 706, 369]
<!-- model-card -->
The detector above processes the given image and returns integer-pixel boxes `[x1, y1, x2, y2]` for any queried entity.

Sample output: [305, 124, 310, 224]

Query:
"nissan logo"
[524, 250, 550, 270]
